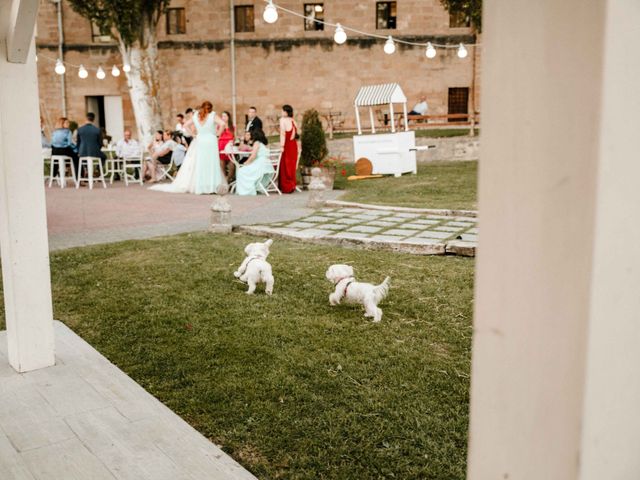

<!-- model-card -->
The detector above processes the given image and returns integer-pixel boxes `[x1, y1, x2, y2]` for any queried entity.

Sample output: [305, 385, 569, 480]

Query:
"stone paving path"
[238, 205, 478, 256]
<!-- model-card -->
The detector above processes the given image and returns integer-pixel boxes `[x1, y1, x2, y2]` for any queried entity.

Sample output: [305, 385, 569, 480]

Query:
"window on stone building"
[91, 21, 112, 43]
[166, 8, 186, 35]
[448, 87, 469, 122]
[449, 10, 471, 28]
[376, 2, 397, 29]
[235, 6, 255, 33]
[304, 4, 325, 31]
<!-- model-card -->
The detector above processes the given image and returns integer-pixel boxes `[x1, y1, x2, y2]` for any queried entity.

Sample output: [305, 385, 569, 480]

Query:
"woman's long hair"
[250, 128, 268, 146]
[198, 101, 213, 122]
[222, 110, 234, 134]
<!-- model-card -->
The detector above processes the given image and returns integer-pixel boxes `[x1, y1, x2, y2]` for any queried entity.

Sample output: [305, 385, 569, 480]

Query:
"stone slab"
[384, 229, 419, 236]
[461, 234, 479, 242]
[369, 235, 411, 242]
[315, 223, 344, 230]
[301, 216, 333, 223]
[446, 240, 477, 257]
[334, 218, 362, 225]
[400, 223, 428, 230]
[416, 230, 454, 239]
[347, 225, 382, 233]
[447, 221, 476, 227]
[433, 226, 465, 233]
[411, 219, 441, 225]
[329, 232, 370, 239]
[286, 221, 317, 229]
[365, 220, 402, 227]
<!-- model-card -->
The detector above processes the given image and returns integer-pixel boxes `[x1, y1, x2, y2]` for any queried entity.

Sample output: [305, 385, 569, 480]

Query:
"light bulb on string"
[35, 54, 38, 62]
[96, 66, 106, 80]
[425, 42, 436, 59]
[122, 63, 131, 73]
[54, 58, 66, 75]
[457, 43, 468, 58]
[383, 36, 396, 55]
[334, 24, 347, 45]
[111, 65, 120, 77]
[78, 65, 88, 79]
[263, 0, 278, 23]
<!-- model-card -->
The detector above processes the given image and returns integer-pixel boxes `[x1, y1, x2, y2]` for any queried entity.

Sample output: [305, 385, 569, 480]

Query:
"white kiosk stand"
[353, 83, 417, 177]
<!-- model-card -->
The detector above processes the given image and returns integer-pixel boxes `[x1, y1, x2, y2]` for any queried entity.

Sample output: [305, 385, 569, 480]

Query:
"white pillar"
[468, 0, 640, 478]
[355, 106, 362, 135]
[368, 107, 375, 134]
[389, 103, 395, 133]
[0, 0, 55, 372]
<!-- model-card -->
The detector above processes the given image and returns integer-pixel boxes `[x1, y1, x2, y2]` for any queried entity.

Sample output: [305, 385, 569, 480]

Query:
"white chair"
[77, 156, 106, 189]
[123, 151, 144, 186]
[49, 155, 77, 188]
[259, 148, 283, 196]
[42, 148, 52, 183]
[294, 148, 302, 193]
[105, 155, 125, 184]
[156, 157, 175, 182]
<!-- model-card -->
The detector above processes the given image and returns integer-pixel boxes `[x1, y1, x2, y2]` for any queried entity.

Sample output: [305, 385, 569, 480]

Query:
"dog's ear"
[244, 243, 254, 255]
[265, 239, 273, 247]
[344, 265, 354, 277]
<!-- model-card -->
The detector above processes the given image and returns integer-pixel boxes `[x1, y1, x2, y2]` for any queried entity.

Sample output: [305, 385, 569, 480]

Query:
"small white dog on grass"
[325, 264, 390, 322]
[234, 239, 275, 295]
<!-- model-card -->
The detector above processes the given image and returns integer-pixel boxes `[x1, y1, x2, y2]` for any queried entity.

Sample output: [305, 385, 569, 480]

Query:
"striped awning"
[354, 83, 407, 107]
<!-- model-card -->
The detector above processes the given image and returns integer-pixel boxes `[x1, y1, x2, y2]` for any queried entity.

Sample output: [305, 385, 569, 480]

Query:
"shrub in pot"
[300, 109, 328, 189]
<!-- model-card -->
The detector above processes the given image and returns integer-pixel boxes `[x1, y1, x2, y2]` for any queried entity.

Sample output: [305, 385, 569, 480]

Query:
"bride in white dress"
[150, 101, 227, 194]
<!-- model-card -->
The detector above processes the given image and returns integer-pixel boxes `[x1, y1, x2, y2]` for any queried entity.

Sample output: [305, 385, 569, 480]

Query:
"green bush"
[300, 109, 328, 167]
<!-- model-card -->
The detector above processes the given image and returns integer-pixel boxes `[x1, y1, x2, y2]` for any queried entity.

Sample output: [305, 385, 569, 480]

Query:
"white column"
[0, 0, 55, 372]
[468, 0, 640, 478]
[354, 106, 362, 135]
[368, 107, 375, 134]
[389, 103, 395, 132]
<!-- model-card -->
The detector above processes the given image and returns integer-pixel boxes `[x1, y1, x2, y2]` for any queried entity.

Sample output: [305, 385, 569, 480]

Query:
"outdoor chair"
[77, 156, 107, 189]
[48, 155, 77, 188]
[156, 157, 175, 182]
[123, 151, 144, 186]
[42, 148, 52, 183]
[105, 155, 125, 184]
[259, 148, 283, 196]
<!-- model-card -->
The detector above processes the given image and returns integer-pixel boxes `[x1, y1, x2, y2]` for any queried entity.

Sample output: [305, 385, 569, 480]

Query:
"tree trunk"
[118, 18, 162, 146]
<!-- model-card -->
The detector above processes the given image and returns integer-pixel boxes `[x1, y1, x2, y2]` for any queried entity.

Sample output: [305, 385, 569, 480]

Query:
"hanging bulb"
[383, 36, 396, 55]
[122, 63, 131, 73]
[111, 65, 121, 77]
[35, 54, 38, 62]
[334, 24, 347, 45]
[263, 0, 278, 23]
[78, 64, 88, 79]
[96, 66, 106, 80]
[457, 43, 468, 58]
[425, 42, 436, 59]
[54, 58, 66, 75]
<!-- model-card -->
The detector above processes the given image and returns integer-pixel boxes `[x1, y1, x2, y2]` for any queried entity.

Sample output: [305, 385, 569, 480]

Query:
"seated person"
[115, 129, 141, 158]
[408, 96, 428, 116]
[143, 130, 176, 182]
[171, 131, 187, 169]
[50, 117, 78, 176]
[235, 129, 274, 196]
[238, 131, 253, 152]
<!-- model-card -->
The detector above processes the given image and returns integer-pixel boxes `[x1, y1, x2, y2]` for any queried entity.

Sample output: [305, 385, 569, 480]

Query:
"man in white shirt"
[175, 113, 185, 133]
[408, 96, 428, 116]
[115, 129, 140, 158]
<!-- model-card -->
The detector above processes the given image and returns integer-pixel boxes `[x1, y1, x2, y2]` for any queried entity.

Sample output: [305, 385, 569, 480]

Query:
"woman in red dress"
[218, 111, 235, 181]
[279, 104, 299, 193]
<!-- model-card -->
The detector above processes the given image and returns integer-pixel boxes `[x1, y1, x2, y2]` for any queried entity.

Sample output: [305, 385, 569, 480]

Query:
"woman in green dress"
[236, 129, 275, 196]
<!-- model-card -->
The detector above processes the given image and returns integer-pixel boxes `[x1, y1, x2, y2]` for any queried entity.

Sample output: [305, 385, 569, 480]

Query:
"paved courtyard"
[239, 204, 478, 256]
[45, 182, 341, 250]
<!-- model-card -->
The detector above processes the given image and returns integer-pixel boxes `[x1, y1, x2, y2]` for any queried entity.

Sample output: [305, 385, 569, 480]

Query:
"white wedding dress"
[150, 111, 226, 194]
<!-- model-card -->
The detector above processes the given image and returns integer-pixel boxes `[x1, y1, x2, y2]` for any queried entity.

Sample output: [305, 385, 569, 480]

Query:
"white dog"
[234, 239, 275, 295]
[325, 264, 390, 322]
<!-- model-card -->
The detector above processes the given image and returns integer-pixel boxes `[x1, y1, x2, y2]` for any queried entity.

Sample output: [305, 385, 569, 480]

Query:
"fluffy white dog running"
[325, 264, 390, 322]
[234, 239, 275, 295]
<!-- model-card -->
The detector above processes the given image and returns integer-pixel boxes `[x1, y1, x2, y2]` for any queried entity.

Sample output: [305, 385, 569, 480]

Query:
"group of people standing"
[150, 103, 299, 196]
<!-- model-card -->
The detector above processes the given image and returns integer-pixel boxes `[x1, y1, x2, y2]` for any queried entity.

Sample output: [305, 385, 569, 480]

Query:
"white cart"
[353, 83, 417, 177]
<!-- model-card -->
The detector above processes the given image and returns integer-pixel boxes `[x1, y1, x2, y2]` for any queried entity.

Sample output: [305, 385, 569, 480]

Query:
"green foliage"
[300, 109, 328, 167]
[0, 233, 473, 479]
[439, 0, 482, 31]
[67, 0, 170, 46]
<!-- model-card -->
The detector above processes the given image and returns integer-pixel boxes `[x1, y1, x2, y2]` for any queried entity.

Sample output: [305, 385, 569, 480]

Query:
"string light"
[457, 43, 468, 58]
[383, 36, 396, 55]
[96, 66, 106, 79]
[334, 23, 347, 45]
[111, 65, 121, 77]
[54, 58, 66, 75]
[78, 65, 88, 79]
[425, 42, 436, 59]
[122, 63, 131, 73]
[263, 0, 278, 24]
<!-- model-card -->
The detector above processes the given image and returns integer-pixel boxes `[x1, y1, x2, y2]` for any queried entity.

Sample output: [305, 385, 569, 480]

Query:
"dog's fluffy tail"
[374, 276, 390, 303]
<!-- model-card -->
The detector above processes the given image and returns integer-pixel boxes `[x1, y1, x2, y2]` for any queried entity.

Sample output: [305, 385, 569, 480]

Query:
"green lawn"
[334, 161, 478, 210]
[0, 233, 473, 479]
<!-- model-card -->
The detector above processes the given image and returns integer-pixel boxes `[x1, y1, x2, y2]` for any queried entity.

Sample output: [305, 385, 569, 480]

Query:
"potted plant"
[315, 154, 345, 190]
[300, 109, 329, 189]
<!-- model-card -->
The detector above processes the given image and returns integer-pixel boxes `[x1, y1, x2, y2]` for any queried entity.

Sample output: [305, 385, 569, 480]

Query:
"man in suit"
[245, 106, 263, 133]
[76, 112, 105, 180]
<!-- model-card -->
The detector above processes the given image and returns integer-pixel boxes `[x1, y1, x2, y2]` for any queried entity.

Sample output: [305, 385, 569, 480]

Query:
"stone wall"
[36, 0, 481, 140]
[327, 134, 480, 162]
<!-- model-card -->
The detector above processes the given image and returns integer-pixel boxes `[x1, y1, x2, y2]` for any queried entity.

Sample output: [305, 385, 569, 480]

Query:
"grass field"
[0, 233, 474, 479]
[334, 161, 478, 210]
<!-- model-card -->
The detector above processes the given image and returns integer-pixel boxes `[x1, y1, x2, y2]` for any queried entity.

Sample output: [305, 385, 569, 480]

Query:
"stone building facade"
[35, 0, 480, 140]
